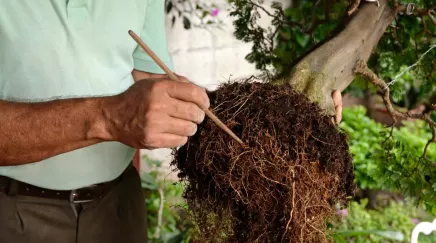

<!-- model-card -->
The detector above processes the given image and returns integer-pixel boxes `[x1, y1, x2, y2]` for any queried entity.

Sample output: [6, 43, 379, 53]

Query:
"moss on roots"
[172, 80, 355, 242]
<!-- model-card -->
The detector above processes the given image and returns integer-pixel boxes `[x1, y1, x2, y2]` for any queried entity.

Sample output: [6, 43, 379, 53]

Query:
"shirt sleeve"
[133, 0, 174, 74]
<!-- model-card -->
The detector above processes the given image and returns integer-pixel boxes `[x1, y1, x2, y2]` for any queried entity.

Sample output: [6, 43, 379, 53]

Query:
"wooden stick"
[129, 30, 244, 145]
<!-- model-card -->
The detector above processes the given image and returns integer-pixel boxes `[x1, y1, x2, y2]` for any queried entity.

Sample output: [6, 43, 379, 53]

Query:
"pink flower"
[412, 218, 420, 224]
[336, 209, 348, 217]
[211, 8, 219, 17]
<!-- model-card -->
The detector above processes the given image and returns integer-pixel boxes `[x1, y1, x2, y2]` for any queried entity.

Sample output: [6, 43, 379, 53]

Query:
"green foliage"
[228, 0, 284, 72]
[367, 1, 436, 108]
[372, 122, 436, 214]
[165, 0, 221, 29]
[229, 0, 435, 108]
[141, 155, 194, 243]
[274, 0, 349, 73]
[340, 106, 386, 189]
[228, 0, 349, 73]
[329, 200, 436, 242]
[341, 107, 436, 213]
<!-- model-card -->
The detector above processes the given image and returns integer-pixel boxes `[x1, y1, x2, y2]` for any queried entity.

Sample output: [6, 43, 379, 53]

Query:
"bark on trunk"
[283, 0, 395, 115]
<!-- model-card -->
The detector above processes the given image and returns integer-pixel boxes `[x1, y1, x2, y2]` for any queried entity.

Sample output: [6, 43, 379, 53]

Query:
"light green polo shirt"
[0, 0, 173, 190]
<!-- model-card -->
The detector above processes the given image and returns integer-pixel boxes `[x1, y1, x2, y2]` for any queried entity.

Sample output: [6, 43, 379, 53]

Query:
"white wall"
[141, 0, 289, 177]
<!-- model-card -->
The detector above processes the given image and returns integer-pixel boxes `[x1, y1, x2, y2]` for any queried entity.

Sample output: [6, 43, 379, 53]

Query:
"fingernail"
[199, 112, 205, 123]
[192, 126, 198, 136]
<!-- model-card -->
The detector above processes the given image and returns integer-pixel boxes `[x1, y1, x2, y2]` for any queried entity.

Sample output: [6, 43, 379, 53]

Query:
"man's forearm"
[0, 97, 109, 166]
[0, 70, 152, 166]
[0, 71, 208, 166]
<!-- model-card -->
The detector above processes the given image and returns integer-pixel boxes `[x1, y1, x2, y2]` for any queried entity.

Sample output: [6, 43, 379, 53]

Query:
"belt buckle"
[69, 189, 94, 204]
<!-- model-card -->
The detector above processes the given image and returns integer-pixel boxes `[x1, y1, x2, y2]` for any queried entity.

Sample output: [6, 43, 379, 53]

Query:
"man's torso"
[0, 0, 152, 189]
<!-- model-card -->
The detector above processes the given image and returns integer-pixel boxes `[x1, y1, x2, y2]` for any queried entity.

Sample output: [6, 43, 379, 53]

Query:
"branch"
[395, 3, 436, 36]
[246, 0, 332, 36]
[354, 60, 436, 159]
[153, 188, 165, 239]
[395, 3, 436, 16]
[167, 0, 221, 29]
[246, 0, 305, 30]
[246, 0, 275, 18]
[287, 0, 395, 115]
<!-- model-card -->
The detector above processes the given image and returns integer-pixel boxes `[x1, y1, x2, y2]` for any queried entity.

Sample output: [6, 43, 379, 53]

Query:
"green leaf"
[183, 16, 191, 30]
[331, 234, 347, 243]
[166, 1, 173, 14]
[171, 16, 176, 27]
[295, 32, 309, 47]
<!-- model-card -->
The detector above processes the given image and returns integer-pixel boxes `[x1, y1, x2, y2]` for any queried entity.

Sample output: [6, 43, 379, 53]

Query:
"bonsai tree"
[229, 0, 436, 210]
[167, 1, 435, 241]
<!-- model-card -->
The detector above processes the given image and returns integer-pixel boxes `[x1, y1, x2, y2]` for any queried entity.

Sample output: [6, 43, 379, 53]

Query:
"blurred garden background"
[139, 0, 436, 242]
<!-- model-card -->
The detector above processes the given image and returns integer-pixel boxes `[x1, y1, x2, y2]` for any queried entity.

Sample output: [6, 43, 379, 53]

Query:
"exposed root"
[173, 81, 355, 242]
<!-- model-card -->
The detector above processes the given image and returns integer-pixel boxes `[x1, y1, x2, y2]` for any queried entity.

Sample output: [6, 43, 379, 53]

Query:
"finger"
[166, 81, 210, 110]
[332, 90, 342, 107]
[168, 99, 206, 124]
[146, 133, 188, 149]
[176, 75, 190, 83]
[335, 105, 343, 124]
[160, 117, 198, 137]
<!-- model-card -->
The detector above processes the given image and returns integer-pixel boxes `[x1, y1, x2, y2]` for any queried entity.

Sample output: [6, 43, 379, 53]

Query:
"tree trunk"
[283, 0, 395, 115]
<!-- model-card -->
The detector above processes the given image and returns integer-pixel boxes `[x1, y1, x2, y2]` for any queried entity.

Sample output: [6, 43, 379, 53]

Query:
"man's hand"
[0, 74, 208, 165]
[102, 77, 210, 149]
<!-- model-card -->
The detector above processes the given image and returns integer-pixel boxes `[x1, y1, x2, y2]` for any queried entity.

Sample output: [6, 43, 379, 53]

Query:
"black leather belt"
[0, 165, 131, 204]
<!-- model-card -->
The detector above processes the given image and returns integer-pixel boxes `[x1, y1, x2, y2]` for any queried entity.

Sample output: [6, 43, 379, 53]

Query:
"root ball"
[172, 80, 355, 242]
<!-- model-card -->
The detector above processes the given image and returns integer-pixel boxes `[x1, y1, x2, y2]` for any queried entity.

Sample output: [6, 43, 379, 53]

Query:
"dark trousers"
[0, 166, 148, 243]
